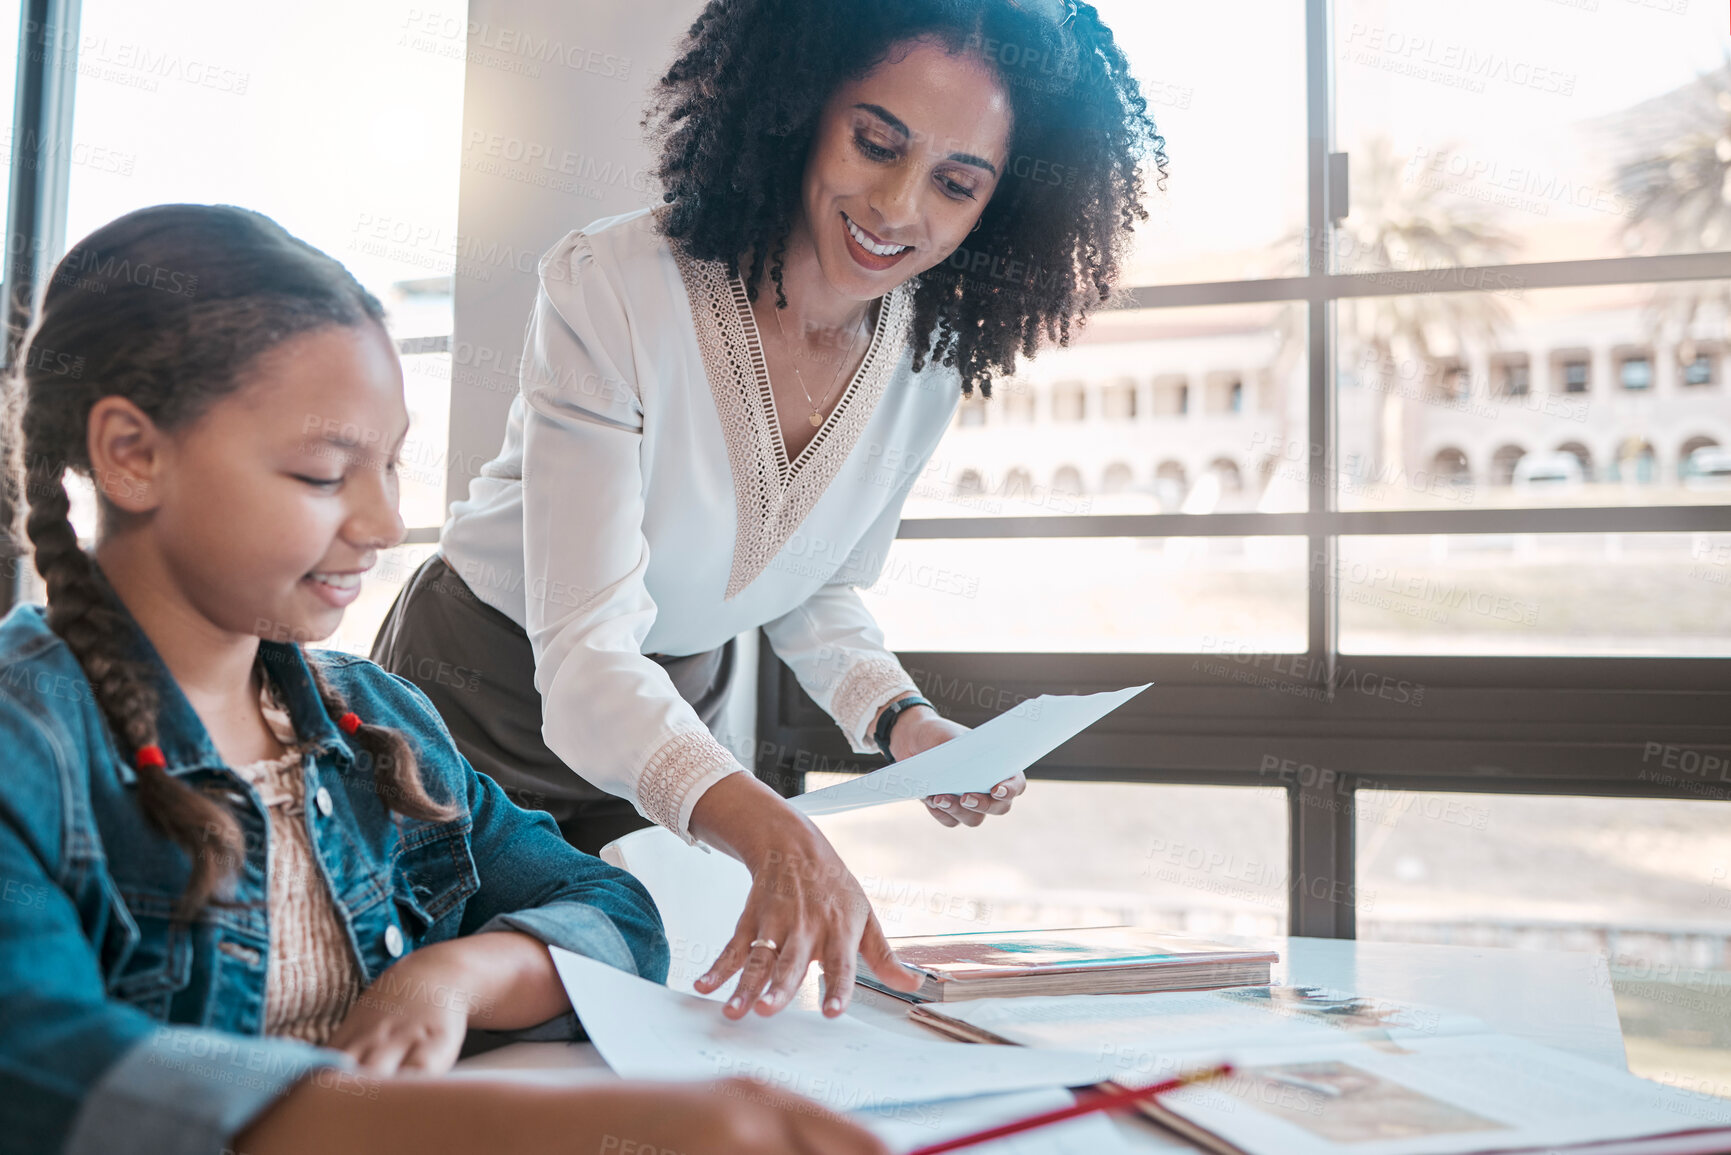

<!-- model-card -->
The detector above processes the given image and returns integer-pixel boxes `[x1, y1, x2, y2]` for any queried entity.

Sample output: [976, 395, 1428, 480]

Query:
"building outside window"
[1557, 441, 1596, 482]
[1051, 381, 1087, 422]
[1102, 378, 1140, 420]
[1153, 374, 1190, 416]
[1682, 349, 1717, 387]
[1051, 465, 1085, 495]
[1002, 380, 1038, 422]
[1496, 355, 1531, 396]
[1619, 352, 1654, 390]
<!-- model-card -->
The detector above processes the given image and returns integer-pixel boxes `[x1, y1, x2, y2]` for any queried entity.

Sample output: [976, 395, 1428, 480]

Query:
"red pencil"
[906, 1063, 1235, 1155]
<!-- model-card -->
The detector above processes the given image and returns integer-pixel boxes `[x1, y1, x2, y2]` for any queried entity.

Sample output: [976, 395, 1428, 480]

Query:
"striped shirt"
[232, 679, 362, 1045]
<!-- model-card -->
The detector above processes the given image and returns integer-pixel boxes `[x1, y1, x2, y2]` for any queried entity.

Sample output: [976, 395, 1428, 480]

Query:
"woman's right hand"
[689, 774, 923, 1018]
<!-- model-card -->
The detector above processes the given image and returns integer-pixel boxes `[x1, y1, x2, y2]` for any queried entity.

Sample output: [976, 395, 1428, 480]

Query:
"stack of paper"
[866, 926, 1278, 1002]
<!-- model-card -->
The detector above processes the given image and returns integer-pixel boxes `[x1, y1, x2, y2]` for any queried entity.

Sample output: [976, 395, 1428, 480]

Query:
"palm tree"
[1613, 60, 1731, 458]
[1268, 136, 1516, 488]
[1614, 62, 1731, 260]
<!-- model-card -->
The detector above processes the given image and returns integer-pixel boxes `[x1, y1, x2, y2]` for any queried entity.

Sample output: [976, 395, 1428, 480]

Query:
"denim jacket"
[0, 599, 670, 1155]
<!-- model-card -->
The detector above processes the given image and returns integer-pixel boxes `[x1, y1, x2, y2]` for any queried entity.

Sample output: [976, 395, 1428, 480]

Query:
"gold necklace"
[772, 302, 869, 428]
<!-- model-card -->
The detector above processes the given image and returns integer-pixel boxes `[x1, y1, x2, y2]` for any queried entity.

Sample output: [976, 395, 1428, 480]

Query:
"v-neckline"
[674, 247, 913, 600]
[734, 273, 888, 477]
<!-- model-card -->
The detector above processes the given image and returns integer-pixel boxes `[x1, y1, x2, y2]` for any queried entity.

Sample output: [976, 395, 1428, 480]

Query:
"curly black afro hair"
[645, 0, 1166, 396]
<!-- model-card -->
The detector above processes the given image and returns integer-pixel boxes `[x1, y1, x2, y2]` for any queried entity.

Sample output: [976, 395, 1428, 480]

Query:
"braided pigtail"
[20, 447, 246, 919]
[301, 651, 459, 823]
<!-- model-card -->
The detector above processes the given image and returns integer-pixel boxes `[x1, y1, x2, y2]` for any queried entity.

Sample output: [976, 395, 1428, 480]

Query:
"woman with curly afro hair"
[375, 0, 1165, 1022]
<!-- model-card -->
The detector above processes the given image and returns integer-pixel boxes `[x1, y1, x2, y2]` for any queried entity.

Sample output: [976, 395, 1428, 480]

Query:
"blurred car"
[1512, 452, 1587, 490]
[1682, 445, 1731, 490]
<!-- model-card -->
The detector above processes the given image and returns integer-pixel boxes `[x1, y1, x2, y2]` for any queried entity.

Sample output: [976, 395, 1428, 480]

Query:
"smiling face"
[128, 323, 409, 645]
[799, 36, 1013, 301]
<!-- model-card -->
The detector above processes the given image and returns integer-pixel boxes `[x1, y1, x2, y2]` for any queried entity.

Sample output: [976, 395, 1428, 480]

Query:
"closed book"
[858, 926, 1278, 1003]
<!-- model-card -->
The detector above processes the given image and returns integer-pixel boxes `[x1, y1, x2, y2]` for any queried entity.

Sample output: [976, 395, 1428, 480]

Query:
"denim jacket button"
[384, 924, 405, 958]
[314, 786, 333, 817]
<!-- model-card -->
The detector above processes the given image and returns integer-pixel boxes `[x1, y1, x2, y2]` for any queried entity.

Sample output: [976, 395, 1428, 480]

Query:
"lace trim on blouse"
[637, 727, 743, 834]
[673, 250, 914, 600]
[829, 657, 920, 749]
[231, 678, 362, 1046]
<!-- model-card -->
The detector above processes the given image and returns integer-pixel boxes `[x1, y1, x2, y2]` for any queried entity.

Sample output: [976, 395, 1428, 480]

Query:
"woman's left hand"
[886, 705, 1027, 828]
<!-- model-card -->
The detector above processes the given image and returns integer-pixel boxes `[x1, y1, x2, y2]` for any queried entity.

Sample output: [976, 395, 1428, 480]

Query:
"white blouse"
[439, 208, 960, 842]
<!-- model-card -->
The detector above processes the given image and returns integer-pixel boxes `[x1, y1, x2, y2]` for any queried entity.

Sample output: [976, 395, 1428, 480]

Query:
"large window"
[813, 778, 1290, 939]
[758, 0, 1731, 1102]
[11, 0, 463, 639]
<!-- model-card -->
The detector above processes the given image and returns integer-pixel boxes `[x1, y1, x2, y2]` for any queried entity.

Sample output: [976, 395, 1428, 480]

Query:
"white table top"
[452, 935, 1627, 1150]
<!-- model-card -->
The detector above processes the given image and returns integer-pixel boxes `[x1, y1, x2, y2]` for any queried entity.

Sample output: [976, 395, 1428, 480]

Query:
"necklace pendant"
[808, 412, 824, 428]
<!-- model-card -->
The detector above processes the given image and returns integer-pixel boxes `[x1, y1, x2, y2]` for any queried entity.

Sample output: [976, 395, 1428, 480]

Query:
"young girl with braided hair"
[0, 203, 888, 1155]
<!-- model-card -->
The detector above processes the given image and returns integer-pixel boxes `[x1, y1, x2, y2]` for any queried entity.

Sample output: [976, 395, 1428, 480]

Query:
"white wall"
[448, 0, 690, 496]
[450, 0, 759, 759]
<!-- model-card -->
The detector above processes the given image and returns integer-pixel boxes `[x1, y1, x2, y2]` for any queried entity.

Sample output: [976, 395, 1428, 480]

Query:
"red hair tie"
[134, 745, 167, 771]
[337, 712, 363, 735]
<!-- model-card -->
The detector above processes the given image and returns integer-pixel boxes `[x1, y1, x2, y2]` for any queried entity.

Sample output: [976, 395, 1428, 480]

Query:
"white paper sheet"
[790, 684, 1151, 816]
[601, 826, 753, 995]
[926, 987, 1493, 1065]
[550, 946, 1121, 1110]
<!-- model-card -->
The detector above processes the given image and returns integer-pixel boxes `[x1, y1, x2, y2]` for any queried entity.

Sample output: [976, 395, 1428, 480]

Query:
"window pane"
[1356, 790, 1731, 1099]
[1333, 282, 1731, 511]
[811, 779, 1287, 937]
[908, 301, 1306, 520]
[1083, 0, 1305, 287]
[863, 536, 1307, 653]
[0, 0, 25, 198]
[399, 351, 453, 531]
[63, 0, 464, 532]
[1337, 0, 1731, 266]
[62, 0, 460, 338]
[1337, 532, 1731, 657]
[320, 543, 436, 658]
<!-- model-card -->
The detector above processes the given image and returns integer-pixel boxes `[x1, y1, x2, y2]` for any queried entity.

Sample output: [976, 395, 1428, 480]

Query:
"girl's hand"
[590, 1078, 891, 1155]
[689, 776, 923, 1018]
[328, 931, 566, 1075]
[886, 703, 1028, 828]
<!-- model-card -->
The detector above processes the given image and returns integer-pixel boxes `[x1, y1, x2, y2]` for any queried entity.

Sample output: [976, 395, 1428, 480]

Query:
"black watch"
[874, 695, 934, 762]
